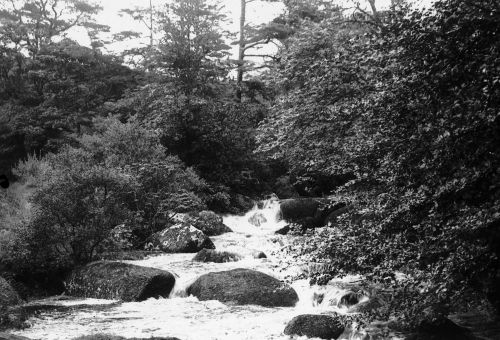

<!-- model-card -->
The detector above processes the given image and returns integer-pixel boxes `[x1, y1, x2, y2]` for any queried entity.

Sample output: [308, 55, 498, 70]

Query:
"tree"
[259, 0, 500, 326]
[18, 147, 132, 267]
[234, 0, 287, 101]
[154, 0, 232, 95]
[0, 39, 140, 175]
[119, 0, 155, 48]
[0, 0, 107, 57]
[79, 117, 208, 243]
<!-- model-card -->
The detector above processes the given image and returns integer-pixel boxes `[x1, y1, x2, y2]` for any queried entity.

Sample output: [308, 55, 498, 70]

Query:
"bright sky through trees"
[69, 0, 434, 57]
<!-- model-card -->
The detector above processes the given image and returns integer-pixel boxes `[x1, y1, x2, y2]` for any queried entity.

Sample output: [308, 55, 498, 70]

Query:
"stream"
[10, 199, 405, 340]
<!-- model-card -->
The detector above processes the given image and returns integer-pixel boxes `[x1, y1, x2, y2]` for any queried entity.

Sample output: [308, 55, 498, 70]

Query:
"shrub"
[18, 150, 132, 268]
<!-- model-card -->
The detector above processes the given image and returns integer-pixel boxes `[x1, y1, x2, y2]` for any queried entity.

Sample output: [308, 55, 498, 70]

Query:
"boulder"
[275, 225, 290, 235]
[187, 268, 298, 307]
[248, 212, 267, 227]
[73, 335, 180, 340]
[284, 314, 345, 339]
[280, 198, 349, 228]
[407, 317, 475, 340]
[191, 211, 232, 236]
[151, 224, 215, 253]
[338, 292, 360, 307]
[0, 333, 32, 340]
[65, 261, 175, 302]
[252, 251, 267, 259]
[192, 249, 241, 263]
[280, 198, 323, 220]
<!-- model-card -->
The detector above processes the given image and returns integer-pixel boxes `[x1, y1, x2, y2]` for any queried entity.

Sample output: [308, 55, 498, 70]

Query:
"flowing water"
[12, 199, 398, 340]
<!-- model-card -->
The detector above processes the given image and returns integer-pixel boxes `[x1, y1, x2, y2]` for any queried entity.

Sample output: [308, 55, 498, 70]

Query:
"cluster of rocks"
[147, 210, 232, 253]
[0, 206, 480, 340]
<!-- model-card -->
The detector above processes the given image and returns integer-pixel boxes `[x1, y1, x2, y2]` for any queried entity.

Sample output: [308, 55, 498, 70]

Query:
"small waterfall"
[223, 195, 287, 235]
[11, 197, 397, 340]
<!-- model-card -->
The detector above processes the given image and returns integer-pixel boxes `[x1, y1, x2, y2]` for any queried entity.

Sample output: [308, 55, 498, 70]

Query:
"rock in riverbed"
[248, 212, 267, 227]
[65, 261, 175, 302]
[284, 314, 345, 339]
[192, 249, 241, 263]
[190, 211, 232, 236]
[280, 198, 347, 228]
[150, 224, 215, 253]
[187, 268, 298, 307]
[73, 335, 181, 340]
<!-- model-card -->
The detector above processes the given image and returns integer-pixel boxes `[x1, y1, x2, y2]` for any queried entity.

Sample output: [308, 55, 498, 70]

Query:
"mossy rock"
[284, 314, 345, 339]
[191, 211, 232, 236]
[150, 224, 215, 253]
[65, 261, 175, 302]
[73, 335, 181, 340]
[187, 268, 298, 307]
[192, 249, 241, 263]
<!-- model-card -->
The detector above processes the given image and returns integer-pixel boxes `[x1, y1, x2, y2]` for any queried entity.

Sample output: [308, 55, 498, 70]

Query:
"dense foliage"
[0, 40, 139, 175]
[258, 0, 500, 326]
[1, 0, 499, 331]
[3, 118, 207, 274]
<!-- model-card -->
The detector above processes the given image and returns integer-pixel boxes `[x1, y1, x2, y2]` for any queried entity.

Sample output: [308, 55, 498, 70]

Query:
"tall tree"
[0, 0, 107, 57]
[155, 0, 232, 96]
[234, 0, 291, 101]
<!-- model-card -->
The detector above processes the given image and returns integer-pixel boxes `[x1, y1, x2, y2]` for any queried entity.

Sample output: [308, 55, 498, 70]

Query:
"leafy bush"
[125, 158, 207, 245]
[10, 148, 132, 270]
[260, 0, 500, 328]
[4, 118, 209, 273]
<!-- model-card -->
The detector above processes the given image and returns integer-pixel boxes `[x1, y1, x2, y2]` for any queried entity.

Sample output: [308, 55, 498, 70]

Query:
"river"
[10, 199, 408, 340]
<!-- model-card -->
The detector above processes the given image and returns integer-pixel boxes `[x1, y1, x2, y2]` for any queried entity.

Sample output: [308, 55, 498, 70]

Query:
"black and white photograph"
[0, 0, 499, 339]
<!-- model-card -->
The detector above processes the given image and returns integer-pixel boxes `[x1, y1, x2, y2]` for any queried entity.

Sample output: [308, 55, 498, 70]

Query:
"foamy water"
[13, 199, 396, 340]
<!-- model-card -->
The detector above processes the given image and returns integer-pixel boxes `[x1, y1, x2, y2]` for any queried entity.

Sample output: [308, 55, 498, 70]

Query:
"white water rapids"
[12, 199, 395, 340]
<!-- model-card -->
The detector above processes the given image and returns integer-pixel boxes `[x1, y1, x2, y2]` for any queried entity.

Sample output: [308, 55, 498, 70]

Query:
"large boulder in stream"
[192, 249, 241, 263]
[190, 211, 232, 236]
[280, 198, 347, 228]
[65, 261, 175, 302]
[73, 335, 181, 340]
[284, 314, 345, 339]
[187, 268, 298, 307]
[150, 224, 215, 253]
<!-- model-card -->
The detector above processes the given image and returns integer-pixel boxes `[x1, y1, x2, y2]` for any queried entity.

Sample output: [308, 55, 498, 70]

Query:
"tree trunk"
[149, 0, 154, 47]
[236, 0, 246, 101]
[367, 0, 378, 19]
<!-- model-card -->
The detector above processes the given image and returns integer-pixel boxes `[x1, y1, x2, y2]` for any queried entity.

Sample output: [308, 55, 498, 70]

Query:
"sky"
[72, 0, 286, 56]
[71, 0, 434, 57]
